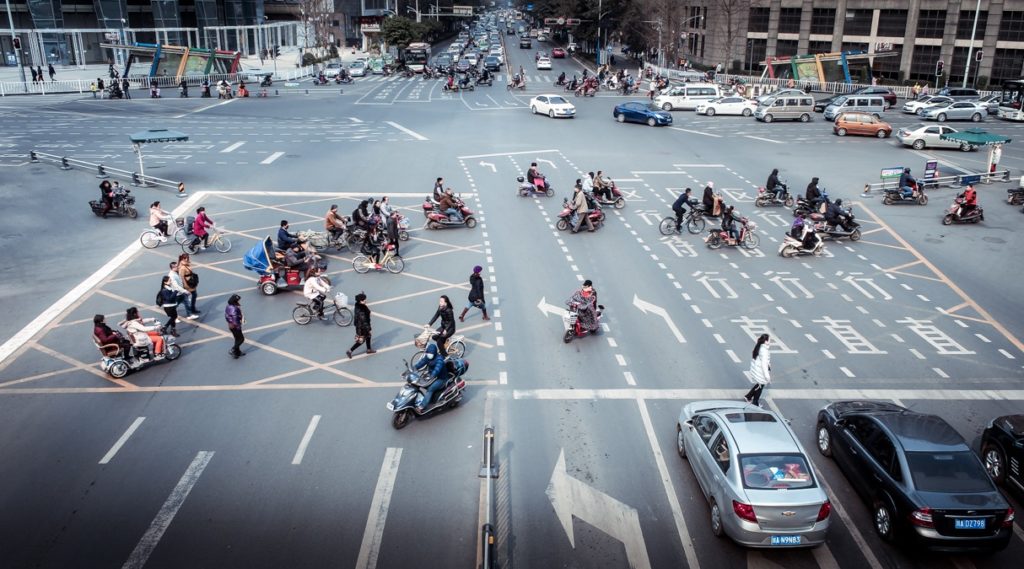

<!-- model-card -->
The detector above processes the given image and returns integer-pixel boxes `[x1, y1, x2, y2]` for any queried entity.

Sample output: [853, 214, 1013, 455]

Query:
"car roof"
[709, 408, 802, 454]
[873, 412, 970, 452]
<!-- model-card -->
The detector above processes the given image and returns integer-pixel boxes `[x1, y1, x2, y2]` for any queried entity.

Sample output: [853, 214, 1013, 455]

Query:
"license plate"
[386, 403, 395, 411]
[954, 518, 986, 530]
[770, 535, 801, 546]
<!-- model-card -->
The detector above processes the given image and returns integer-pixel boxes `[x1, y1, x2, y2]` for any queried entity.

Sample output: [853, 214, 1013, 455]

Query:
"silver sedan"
[677, 401, 832, 548]
[921, 101, 986, 122]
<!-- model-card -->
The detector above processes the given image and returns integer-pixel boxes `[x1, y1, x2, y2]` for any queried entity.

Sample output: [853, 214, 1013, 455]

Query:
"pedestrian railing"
[479, 426, 498, 569]
[863, 169, 1011, 194]
[30, 150, 188, 196]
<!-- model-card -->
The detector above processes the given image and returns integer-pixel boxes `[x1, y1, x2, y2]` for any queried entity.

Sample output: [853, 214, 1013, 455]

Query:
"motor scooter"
[516, 176, 554, 197]
[590, 180, 626, 209]
[1007, 186, 1024, 205]
[778, 230, 824, 257]
[755, 183, 795, 207]
[563, 302, 604, 343]
[94, 323, 181, 379]
[387, 357, 467, 429]
[810, 207, 861, 241]
[424, 197, 477, 229]
[555, 197, 604, 231]
[942, 194, 984, 225]
[792, 189, 829, 217]
[883, 180, 927, 205]
[89, 188, 137, 218]
[704, 218, 759, 249]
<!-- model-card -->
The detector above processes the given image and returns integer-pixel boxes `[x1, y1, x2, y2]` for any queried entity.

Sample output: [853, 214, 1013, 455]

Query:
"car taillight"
[732, 500, 758, 524]
[910, 507, 934, 528]
[816, 501, 832, 522]
[1003, 507, 1015, 528]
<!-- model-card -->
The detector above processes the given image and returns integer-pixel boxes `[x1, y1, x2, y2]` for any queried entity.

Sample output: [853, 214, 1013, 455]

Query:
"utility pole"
[962, 0, 981, 87]
[4, 0, 27, 85]
[596, 0, 602, 66]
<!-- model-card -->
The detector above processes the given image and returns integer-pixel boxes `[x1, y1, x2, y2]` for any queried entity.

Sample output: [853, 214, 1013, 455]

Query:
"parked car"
[902, 95, 953, 114]
[324, 62, 343, 77]
[937, 87, 981, 101]
[678, 401, 832, 548]
[896, 124, 977, 151]
[981, 415, 1024, 494]
[833, 111, 893, 138]
[348, 61, 367, 77]
[551, 47, 566, 58]
[695, 96, 758, 117]
[536, 57, 552, 70]
[613, 101, 673, 126]
[530, 94, 576, 118]
[920, 101, 986, 122]
[816, 401, 1014, 552]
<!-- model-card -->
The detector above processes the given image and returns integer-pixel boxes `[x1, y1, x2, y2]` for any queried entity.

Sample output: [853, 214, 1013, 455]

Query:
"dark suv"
[853, 86, 898, 108]
[519, 37, 532, 49]
[938, 87, 981, 101]
[817, 401, 1014, 552]
[981, 415, 1024, 495]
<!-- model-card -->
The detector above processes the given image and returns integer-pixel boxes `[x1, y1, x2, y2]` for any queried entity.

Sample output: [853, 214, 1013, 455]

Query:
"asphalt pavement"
[0, 24, 1023, 569]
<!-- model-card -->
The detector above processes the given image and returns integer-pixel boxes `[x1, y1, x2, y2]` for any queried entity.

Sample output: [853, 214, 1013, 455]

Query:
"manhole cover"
[982, 236, 1006, 244]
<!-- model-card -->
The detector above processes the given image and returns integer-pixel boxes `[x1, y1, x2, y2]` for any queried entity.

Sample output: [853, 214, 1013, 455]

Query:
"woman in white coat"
[745, 333, 771, 406]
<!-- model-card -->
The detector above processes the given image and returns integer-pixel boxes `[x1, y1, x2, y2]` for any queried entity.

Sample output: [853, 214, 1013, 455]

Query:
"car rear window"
[906, 451, 993, 493]
[740, 454, 815, 489]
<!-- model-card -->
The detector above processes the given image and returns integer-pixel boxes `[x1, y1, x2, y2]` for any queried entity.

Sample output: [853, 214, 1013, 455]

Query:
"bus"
[997, 79, 1024, 121]
[405, 42, 431, 73]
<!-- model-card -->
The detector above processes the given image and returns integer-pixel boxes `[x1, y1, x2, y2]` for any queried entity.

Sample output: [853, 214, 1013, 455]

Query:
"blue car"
[613, 101, 673, 126]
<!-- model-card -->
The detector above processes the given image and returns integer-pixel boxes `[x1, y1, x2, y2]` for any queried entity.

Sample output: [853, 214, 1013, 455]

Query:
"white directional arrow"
[536, 158, 558, 169]
[479, 161, 496, 173]
[546, 449, 652, 569]
[843, 273, 892, 300]
[537, 296, 568, 318]
[632, 294, 686, 343]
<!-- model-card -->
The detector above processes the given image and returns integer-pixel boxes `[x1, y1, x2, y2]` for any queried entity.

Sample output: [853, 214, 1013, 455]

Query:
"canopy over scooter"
[242, 237, 275, 276]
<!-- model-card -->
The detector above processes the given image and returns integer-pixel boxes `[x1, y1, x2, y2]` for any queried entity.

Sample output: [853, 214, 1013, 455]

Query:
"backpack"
[185, 272, 198, 288]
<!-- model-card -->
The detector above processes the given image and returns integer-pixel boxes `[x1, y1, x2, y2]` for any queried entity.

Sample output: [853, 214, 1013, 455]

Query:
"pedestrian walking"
[36, 66, 43, 83]
[122, 77, 131, 99]
[48, 63, 55, 81]
[167, 261, 197, 318]
[157, 276, 180, 336]
[179, 79, 189, 97]
[30, 67, 37, 83]
[225, 294, 246, 358]
[90, 81, 97, 98]
[346, 292, 376, 358]
[647, 78, 657, 100]
[744, 334, 772, 406]
[177, 253, 200, 315]
[459, 265, 490, 322]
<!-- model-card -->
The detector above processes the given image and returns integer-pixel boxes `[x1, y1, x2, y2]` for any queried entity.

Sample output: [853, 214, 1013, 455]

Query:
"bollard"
[29, 151, 38, 163]
[305, 89, 309, 95]
[60, 157, 71, 170]
[480, 523, 496, 569]
[479, 426, 497, 478]
[479, 425, 497, 569]
[132, 172, 143, 186]
[339, 89, 344, 95]
[177, 182, 187, 197]
[275, 89, 279, 96]
[96, 164, 108, 178]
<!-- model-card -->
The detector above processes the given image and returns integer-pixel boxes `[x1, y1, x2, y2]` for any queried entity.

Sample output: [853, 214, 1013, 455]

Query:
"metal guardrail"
[864, 169, 1011, 193]
[479, 426, 497, 569]
[30, 151, 188, 196]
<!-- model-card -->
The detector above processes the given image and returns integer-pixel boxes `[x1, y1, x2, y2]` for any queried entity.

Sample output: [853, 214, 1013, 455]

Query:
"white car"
[896, 124, 977, 151]
[901, 95, 952, 114]
[324, 62, 343, 77]
[696, 96, 758, 117]
[348, 61, 367, 77]
[530, 94, 576, 118]
[536, 57, 552, 70]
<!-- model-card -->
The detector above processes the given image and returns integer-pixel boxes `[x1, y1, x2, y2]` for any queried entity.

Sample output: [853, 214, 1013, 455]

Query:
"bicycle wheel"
[140, 230, 161, 249]
[345, 236, 361, 254]
[292, 305, 313, 325]
[334, 306, 353, 326]
[686, 216, 706, 234]
[385, 256, 405, 274]
[448, 340, 466, 358]
[173, 227, 188, 245]
[352, 255, 371, 274]
[214, 236, 232, 253]
[182, 239, 200, 254]
[658, 217, 677, 236]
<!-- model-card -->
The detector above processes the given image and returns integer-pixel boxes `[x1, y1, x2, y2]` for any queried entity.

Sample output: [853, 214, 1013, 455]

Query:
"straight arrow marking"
[537, 296, 568, 319]
[632, 294, 686, 343]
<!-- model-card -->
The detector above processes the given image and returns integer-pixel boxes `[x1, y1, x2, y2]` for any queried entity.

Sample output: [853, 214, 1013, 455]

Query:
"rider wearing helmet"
[959, 184, 978, 217]
[414, 342, 448, 412]
[899, 168, 916, 199]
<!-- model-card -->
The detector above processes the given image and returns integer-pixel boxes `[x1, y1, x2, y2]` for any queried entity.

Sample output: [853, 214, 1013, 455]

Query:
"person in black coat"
[428, 294, 456, 351]
[459, 266, 490, 322]
[346, 292, 375, 358]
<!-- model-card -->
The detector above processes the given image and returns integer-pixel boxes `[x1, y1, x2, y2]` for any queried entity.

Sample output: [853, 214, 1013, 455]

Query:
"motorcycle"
[387, 357, 467, 429]
[590, 181, 626, 209]
[574, 84, 597, 97]
[755, 184, 795, 208]
[943, 195, 984, 225]
[424, 197, 477, 229]
[476, 75, 493, 86]
[401, 68, 415, 78]
[89, 187, 137, 218]
[443, 79, 475, 92]
[335, 74, 353, 84]
[312, 75, 329, 86]
[507, 78, 527, 91]
[792, 189, 829, 217]
[259, 75, 273, 87]
[563, 301, 604, 343]
[94, 324, 181, 379]
[555, 197, 605, 231]
[516, 176, 554, 197]
[810, 207, 861, 241]
[883, 181, 928, 205]
[1007, 186, 1024, 206]
[704, 217, 759, 249]
[778, 231, 825, 257]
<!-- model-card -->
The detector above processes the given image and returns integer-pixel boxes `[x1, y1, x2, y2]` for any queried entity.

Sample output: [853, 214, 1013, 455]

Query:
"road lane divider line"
[668, 127, 721, 138]
[220, 141, 245, 153]
[384, 121, 428, 141]
[99, 417, 146, 464]
[636, 399, 700, 569]
[513, 387, 1024, 401]
[291, 415, 321, 465]
[121, 451, 214, 569]
[356, 447, 403, 569]
[260, 151, 285, 165]
[172, 98, 236, 118]
[744, 135, 783, 144]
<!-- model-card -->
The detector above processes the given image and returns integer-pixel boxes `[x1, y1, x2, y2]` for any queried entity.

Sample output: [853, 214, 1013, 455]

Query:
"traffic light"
[274, 45, 279, 58]
[976, 50, 984, 62]
[12, 37, 20, 50]
[935, 60, 944, 77]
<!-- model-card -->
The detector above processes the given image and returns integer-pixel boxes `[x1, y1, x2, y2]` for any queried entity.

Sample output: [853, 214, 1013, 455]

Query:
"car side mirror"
[684, 419, 694, 429]
[834, 418, 846, 429]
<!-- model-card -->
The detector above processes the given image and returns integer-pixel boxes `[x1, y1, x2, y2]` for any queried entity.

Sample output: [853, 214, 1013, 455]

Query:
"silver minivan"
[823, 95, 887, 121]
[655, 83, 723, 111]
[754, 95, 815, 122]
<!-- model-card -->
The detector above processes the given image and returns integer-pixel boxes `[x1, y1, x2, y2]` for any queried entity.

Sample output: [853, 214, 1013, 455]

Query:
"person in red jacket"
[959, 184, 978, 218]
[93, 314, 129, 354]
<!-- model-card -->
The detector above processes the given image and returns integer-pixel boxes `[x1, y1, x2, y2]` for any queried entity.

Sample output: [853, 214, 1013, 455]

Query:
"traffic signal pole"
[4, 0, 28, 86]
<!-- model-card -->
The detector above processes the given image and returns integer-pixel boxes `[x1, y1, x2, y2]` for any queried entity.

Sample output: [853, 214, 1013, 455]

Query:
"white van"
[823, 95, 887, 121]
[654, 83, 722, 111]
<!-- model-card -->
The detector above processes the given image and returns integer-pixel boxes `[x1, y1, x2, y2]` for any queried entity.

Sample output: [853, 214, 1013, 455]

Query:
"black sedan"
[816, 401, 1014, 552]
[612, 101, 673, 127]
[982, 414, 1024, 495]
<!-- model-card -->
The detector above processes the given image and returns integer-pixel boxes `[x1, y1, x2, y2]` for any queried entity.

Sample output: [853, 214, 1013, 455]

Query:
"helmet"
[835, 199, 843, 206]
[424, 342, 438, 359]
[516, 176, 524, 183]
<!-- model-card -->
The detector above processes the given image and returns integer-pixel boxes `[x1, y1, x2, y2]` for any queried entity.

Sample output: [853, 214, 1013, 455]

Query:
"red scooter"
[423, 196, 477, 229]
[562, 301, 604, 343]
[590, 181, 626, 209]
[555, 196, 604, 231]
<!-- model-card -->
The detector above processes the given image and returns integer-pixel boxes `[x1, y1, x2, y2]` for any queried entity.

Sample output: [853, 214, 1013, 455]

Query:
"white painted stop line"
[260, 151, 285, 165]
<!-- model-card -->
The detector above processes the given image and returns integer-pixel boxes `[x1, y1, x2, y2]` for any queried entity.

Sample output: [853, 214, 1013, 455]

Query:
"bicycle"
[352, 244, 404, 274]
[659, 207, 706, 235]
[183, 225, 232, 254]
[140, 214, 188, 249]
[411, 331, 467, 363]
[292, 292, 353, 327]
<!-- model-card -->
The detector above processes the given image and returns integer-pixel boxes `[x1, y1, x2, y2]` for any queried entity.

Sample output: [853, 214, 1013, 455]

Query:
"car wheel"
[549, 110, 555, 118]
[972, 113, 983, 122]
[615, 113, 625, 123]
[982, 443, 1007, 484]
[912, 139, 926, 150]
[763, 113, 774, 123]
[710, 499, 725, 538]
[742, 108, 752, 117]
[799, 113, 810, 122]
[836, 128, 847, 136]
[706, 107, 716, 116]
[960, 142, 973, 152]
[662, 102, 672, 111]
[647, 117, 657, 127]
[676, 425, 687, 458]
[937, 113, 947, 122]
[877, 129, 888, 138]
[816, 422, 833, 457]
[531, 105, 537, 114]
[873, 501, 896, 542]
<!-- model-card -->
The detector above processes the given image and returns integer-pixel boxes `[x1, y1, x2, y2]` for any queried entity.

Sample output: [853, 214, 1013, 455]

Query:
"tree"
[381, 17, 439, 49]
[701, 0, 754, 71]
[299, 0, 335, 58]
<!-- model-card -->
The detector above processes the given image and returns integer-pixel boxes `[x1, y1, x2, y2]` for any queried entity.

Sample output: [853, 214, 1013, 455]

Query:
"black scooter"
[89, 189, 137, 218]
[1007, 186, 1024, 206]
[883, 181, 928, 205]
[811, 206, 861, 241]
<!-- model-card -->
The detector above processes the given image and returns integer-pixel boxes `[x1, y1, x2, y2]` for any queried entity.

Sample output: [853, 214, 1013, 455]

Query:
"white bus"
[997, 79, 1024, 121]
[405, 42, 431, 73]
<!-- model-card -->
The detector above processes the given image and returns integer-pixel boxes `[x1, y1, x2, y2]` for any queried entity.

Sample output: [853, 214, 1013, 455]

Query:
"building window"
[841, 42, 868, 54]
[843, 9, 873, 36]
[748, 7, 770, 33]
[746, 38, 767, 71]
[949, 46, 972, 85]
[910, 45, 941, 81]
[999, 12, 1024, 42]
[877, 10, 907, 38]
[779, 8, 802, 34]
[776, 39, 799, 57]
[873, 45, 902, 81]
[991, 49, 1024, 84]
[808, 40, 831, 54]
[917, 10, 946, 39]
[956, 10, 988, 40]
[811, 9, 835, 35]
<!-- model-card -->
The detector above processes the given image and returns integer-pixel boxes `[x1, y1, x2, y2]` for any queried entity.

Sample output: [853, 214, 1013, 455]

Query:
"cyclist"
[303, 268, 331, 319]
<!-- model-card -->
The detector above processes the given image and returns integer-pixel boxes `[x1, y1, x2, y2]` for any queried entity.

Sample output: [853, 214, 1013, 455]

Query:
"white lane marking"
[636, 399, 701, 569]
[812, 545, 842, 569]
[840, 366, 855, 378]
[672, 163, 725, 167]
[385, 121, 428, 140]
[909, 348, 926, 360]
[1000, 349, 1016, 359]
[725, 349, 740, 363]
[624, 371, 637, 385]
[356, 447, 403, 569]
[220, 141, 245, 153]
[99, 417, 145, 464]
[291, 415, 322, 465]
[745, 135, 783, 144]
[260, 151, 285, 165]
[458, 148, 559, 159]
[172, 98, 236, 118]
[822, 349, 835, 359]
[616, 354, 627, 366]
[499, 371, 508, 385]
[514, 387, 1024, 401]
[668, 127, 721, 138]
[121, 451, 214, 569]
[933, 368, 949, 378]
[607, 337, 618, 348]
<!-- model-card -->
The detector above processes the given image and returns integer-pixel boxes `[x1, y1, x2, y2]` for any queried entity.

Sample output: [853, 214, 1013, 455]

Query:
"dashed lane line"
[98, 417, 146, 464]
[356, 447, 403, 569]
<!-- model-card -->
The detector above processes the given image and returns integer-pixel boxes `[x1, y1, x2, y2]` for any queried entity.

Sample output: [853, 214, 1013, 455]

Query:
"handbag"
[186, 272, 199, 287]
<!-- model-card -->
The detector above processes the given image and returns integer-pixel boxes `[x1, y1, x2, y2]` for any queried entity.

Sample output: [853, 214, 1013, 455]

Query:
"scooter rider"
[593, 170, 612, 201]
[556, 71, 566, 85]
[277, 220, 299, 251]
[433, 177, 445, 201]
[427, 295, 457, 353]
[571, 183, 595, 233]
[766, 168, 786, 201]
[959, 184, 978, 217]
[352, 200, 371, 228]
[527, 162, 546, 188]
[413, 342, 448, 412]
[440, 189, 464, 222]
[899, 168, 916, 199]
[568, 280, 599, 332]
[800, 219, 819, 251]
[825, 198, 852, 230]
[303, 268, 331, 318]
[672, 188, 694, 231]
[722, 205, 740, 244]
[790, 213, 806, 240]
[582, 171, 595, 193]
[805, 177, 822, 210]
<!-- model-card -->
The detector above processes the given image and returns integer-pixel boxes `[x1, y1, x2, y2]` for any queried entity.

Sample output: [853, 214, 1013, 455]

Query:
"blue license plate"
[954, 518, 986, 530]
[770, 535, 801, 546]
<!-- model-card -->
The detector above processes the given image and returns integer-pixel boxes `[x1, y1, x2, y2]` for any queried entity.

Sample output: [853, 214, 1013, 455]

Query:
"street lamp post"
[962, 0, 981, 88]
[4, 0, 27, 84]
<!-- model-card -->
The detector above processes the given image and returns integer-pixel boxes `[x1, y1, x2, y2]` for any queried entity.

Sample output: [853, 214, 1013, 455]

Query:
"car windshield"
[906, 451, 993, 493]
[740, 454, 815, 489]
[645, 103, 662, 112]
[548, 96, 568, 105]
